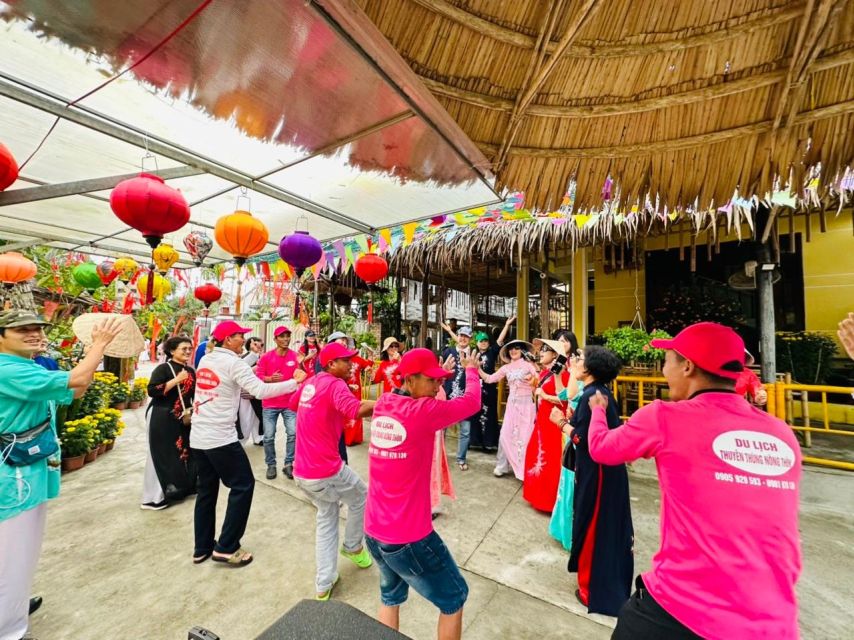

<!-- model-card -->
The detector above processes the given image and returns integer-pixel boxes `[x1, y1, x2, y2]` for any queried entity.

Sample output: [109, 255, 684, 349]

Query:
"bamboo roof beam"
[496, 0, 603, 171]
[418, 47, 854, 118]
[476, 98, 854, 159]
[774, 0, 848, 130]
[410, 0, 804, 57]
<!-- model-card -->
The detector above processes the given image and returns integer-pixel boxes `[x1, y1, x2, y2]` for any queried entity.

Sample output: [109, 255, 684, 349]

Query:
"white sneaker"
[493, 467, 507, 477]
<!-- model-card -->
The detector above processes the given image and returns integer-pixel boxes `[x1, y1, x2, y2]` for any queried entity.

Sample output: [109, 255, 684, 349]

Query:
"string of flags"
[249, 165, 853, 277]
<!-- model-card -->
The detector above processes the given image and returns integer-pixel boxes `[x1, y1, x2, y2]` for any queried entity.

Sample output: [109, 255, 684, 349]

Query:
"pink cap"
[273, 325, 292, 337]
[650, 322, 745, 380]
[211, 320, 252, 342]
[397, 348, 453, 379]
[319, 342, 358, 368]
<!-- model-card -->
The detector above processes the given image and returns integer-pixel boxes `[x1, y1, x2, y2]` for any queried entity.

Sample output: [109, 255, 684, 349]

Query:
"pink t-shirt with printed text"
[255, 348, 301, 409]
[365, 369, 481, 544]
[588, 391, 802, 640]
[292, 372, 361, 480]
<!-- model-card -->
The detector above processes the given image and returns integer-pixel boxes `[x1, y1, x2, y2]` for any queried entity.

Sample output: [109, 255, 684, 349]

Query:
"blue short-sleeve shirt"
[0, 353, 74, 522]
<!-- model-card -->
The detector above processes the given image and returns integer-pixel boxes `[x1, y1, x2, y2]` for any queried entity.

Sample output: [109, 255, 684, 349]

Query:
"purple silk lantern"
[278, 230, 322, 276]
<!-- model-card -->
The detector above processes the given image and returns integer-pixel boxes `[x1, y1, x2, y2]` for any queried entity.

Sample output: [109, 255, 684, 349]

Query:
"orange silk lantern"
[0, 252, 37, 285]
[214, 210, 269, 267]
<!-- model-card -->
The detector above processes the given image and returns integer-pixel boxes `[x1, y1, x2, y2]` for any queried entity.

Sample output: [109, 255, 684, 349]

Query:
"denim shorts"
[365, 530, 469, 615]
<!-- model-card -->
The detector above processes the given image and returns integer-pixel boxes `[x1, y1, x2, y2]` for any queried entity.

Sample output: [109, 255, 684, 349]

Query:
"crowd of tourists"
[4, 309, 854, 639]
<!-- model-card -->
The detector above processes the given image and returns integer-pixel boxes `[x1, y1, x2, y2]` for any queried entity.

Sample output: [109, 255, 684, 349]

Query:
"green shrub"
[775, 331, 837, 384]
[601, 327, 670, 364]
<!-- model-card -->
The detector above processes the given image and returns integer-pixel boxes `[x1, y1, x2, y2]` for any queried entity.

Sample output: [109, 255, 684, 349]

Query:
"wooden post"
[756, 206, 777, 383]
[571, 249, 589, 346]
[540, 269, 550, 339]
[516, 258, 529, 341]
[420, 273, 429, 347]
[394, 274, 402, 339]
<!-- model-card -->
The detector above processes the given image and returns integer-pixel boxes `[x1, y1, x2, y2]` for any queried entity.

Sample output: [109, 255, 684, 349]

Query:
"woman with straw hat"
[372, 337, 403, 395]
[479, 340, 538, 479]
[524, 338, 573, 513]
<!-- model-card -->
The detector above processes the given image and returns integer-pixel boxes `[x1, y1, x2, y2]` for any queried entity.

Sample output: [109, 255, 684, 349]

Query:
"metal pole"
[395, 274, 402, 338]
[420, 273, 429, 347]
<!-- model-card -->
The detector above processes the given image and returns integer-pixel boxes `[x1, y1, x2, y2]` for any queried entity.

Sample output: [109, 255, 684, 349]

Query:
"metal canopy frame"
[0, 0, 500, 268]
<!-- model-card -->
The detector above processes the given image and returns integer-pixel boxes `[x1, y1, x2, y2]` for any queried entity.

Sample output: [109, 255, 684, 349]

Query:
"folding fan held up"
[354, 253, 388, 324]
[278, 217, 322, 319]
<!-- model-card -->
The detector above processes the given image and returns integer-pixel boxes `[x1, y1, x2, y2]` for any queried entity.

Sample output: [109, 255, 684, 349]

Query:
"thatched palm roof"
[356, 0, 854, 211]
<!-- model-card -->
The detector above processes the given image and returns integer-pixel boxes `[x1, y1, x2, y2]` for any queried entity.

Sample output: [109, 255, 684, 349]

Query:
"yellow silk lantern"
[114, 257, 139, 283]
[136, 273, 171, 301]
[152, 243, 179, 275]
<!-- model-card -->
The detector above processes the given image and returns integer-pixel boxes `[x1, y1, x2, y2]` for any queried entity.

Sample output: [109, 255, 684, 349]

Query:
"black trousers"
[192, 442, 255, 556]
[611, 577, 702, 640]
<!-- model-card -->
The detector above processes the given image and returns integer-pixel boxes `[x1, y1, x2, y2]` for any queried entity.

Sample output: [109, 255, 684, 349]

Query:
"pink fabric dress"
[430, 386, 455, 510]
[484, 359, 538, 480]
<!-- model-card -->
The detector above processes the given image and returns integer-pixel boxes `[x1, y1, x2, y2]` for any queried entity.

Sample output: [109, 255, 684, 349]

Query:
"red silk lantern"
[354, 254, 389, 284]
[354, 254, 388, 324]
[0, 252, 37, 285]
[0, 142, 19, 191]
[194, 283, 222, 310]
[109, 173, 190, 248]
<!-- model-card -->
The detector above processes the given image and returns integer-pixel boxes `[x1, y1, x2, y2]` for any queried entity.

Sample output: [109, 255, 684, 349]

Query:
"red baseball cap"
[397, 348, 453, 379]
[211, 320, 252, 342]
[319, 342, 358, 367]
[273, 325, 292, 338]
[650, 322, 745, 380]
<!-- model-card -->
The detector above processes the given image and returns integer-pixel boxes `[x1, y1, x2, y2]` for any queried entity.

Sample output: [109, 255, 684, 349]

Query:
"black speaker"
[254, 599, 411, 640]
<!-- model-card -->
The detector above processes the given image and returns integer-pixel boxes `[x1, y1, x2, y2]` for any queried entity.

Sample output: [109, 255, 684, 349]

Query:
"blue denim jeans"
[262, 408, 296, 467]
[365, 530, 468, 615]
[455, 419, 471, 464]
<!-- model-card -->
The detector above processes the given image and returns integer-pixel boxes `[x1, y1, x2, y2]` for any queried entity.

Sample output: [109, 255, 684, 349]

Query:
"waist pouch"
[1, 418, 58, 466]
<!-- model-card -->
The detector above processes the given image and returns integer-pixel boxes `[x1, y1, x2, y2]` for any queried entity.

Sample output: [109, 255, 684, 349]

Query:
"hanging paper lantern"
[214, 210, 269, 267]
[354, 254, 389, 324]
[278, 230, 322, 276]
[136, 273, 171, 301]
[153, 243, 180, 274]
[194, 283, 222, 309]
[0, 142, 19, 191]
[0, 252, 37, 285]
[183, 230, 213, 266]
[72, 263, 104, 291]
[96, 259, 118, 285]
[110, 173, 190, 248]
[354, 253, 389, 285]
[114, 257, 139, 283]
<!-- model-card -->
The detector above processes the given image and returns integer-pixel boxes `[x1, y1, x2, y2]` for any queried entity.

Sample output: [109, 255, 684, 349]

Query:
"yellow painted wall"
[591, 210, 854, 340]
[593, 263, 646, 333]
[801, 213, 854, 337]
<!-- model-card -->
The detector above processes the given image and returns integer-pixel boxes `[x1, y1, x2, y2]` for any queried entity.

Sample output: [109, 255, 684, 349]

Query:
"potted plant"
[111, 381, 131, 410]
[602, 327, 670, 373]
[59, 419, 89, 472]
[96, 408, 122, 451]
[129, 378, 148, 409]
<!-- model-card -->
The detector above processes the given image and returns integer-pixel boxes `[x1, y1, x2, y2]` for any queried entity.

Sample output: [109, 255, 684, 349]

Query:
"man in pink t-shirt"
[585, 322, 802, 640]
[255, 326, 301, 480]
[292, 342, 375, 601]
[365, 348, 481, 640]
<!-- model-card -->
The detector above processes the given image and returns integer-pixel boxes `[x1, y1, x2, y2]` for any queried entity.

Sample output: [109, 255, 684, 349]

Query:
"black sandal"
[193, 551, 212, 564]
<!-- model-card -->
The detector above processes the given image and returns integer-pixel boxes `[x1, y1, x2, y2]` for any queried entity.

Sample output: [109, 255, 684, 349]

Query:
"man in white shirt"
[191, 321, 306, 567]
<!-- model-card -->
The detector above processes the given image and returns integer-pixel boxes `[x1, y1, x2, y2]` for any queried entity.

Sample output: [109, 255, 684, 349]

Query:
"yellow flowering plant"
[59, 418, 96, 457]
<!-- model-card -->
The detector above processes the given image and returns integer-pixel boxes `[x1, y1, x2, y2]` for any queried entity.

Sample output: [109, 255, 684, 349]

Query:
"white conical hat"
[72, 313, 145, 359]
